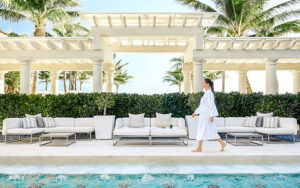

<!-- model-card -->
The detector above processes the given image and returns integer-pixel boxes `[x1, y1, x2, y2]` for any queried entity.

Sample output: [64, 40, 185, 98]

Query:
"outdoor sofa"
[186, 116, 298, 143]
[113, 117, 188, 146]
[2, 117, 95, 143]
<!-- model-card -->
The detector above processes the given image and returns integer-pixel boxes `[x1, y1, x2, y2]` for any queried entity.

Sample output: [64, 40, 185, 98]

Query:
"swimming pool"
[1, 164, 299, 188]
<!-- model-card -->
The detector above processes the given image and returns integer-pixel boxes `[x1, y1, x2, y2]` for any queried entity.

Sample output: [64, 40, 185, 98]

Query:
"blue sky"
[0, 0, 296, 94]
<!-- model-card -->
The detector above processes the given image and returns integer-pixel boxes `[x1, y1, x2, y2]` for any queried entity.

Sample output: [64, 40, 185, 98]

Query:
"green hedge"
[0, 92, 299, 128]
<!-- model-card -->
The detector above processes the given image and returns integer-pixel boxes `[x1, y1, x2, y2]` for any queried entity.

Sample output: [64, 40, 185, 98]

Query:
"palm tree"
[2, 0, 79, 94]
[59, 71, 67, 94]
[113, 59, 134, 93]
[177, 0, 299, 93]
[4, 71, 20, 94]
[78, 71, 92, 91]
[38, 71, 50, 91]
[52, 22, 90, 37]
[177, 0, 299, 37]
[163, 68, 184, 93]
[203, 70, 223, 81]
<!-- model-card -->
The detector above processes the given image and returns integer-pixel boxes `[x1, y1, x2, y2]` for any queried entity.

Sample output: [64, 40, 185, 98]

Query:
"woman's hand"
[192, 113, 197, 118]
[210, 117, 214, 122]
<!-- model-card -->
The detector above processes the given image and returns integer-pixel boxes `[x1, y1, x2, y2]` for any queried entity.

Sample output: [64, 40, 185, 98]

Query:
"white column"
[50, 70, 59, 94]
[20, 59, 32, 94]
[265, 59, 277, 94]
[238, 70, 247, 94]
[103, 63, 114, 92]
[0, 71, 5, 94]
[293, 70, 300, 94]
[182, 63, 193, 94]
[193, 60, 203, 93]
[93, 59, 104, 93]
[106, 70, 113, 92]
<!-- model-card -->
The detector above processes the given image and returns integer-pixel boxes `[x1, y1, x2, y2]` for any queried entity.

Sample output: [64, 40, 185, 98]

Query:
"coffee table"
[39, 133, 76, 146]
[226, 133, 263, 146]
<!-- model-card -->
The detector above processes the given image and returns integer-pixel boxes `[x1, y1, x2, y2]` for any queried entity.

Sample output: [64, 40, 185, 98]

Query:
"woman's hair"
[204, 78, 214, 93]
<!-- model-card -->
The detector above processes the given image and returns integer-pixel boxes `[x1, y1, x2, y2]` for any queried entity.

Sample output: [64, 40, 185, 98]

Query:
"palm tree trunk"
[45, 80, 48, 91]
[246, 75, 253, 94]
[74, 72, 77, 90]
[69, 71, 73, 90]
[222, 71, 225, 93]
[179, 84, 181, 93]
[63, 71, 67, 94]
[80, 82, 83, 91]
[32, 71, 38, 94]
[116, 85, 119, 93]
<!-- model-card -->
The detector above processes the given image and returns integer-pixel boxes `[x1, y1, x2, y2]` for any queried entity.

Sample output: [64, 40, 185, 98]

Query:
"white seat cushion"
[150, 127, 187, 136]
[44, 127, 75, 133]
[73, 127, 94, 133]
[278, 118, 298, 135]
[113, 127, 150, 136]
[217, 127, 256, 133]
[7, 128, 44, 135]
[75, 118, 94, 127]
[256, 128, 294, 135]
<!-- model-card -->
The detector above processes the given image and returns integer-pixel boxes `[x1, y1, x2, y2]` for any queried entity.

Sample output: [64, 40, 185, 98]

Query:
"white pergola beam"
[0, 50, 103, 60]
[92, 27, 202, 36]
[194, 49, 300, 59]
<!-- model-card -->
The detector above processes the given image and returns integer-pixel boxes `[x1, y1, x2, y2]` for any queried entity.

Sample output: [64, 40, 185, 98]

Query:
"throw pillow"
[256, 112, 273, 117]
[43, 117, 56, 128]
[255, 116, 264, 127]
[243, 116, 258, 127]
[263, 116, 279, 128]
[156, 113, 172, 127]
[128, 113, 145, 128]
[22, 118, 38, 129]
[26, 113, 45, 128]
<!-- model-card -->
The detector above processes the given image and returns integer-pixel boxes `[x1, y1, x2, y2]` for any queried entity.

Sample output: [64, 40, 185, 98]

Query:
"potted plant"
[94, 93, 116, 140]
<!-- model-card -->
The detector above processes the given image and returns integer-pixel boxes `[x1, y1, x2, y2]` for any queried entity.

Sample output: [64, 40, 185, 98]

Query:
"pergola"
[0, 13, 299, 94]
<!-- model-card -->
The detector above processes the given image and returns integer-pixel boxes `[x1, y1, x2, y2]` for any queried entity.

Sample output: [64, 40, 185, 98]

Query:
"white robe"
[194, 89, 220, 140]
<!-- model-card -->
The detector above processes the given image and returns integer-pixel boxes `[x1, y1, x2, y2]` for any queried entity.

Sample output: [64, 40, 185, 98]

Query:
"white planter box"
[94, 115, 115, 140]
[185, 115, 199, 139]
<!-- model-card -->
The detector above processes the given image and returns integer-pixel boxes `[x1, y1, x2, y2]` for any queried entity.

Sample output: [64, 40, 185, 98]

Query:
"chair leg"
[90, 132, 92, 140]
[149, 137, 152, 146]
[293, 135, 295, 144]
[4, 135, 7, 144]
[267, 134, 270, 144]
[30, 134, 33, 144]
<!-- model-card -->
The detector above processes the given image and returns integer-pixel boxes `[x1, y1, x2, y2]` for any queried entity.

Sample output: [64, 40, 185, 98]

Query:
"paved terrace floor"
[0, 139, 300, 165]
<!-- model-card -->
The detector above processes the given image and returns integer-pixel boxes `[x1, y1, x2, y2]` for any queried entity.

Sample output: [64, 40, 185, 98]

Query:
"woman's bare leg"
[218, 138, 226, 152]
[192, 140, 203, 152]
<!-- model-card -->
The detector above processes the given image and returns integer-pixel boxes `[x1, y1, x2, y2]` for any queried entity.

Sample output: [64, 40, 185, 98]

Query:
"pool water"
[1, 173, 300, 188]
[1, 164, 300, 188]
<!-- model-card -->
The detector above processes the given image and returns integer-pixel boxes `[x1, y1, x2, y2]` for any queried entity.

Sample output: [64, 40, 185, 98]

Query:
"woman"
[191, 78, 226, 152]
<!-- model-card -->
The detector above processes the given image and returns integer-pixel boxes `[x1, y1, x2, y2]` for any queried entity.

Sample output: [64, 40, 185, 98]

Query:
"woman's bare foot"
[192, 148, 202, 152]
[220, 143, 226, 152]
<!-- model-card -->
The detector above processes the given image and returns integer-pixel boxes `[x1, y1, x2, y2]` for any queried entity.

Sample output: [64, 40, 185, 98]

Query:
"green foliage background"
[0, 92, 299, 128]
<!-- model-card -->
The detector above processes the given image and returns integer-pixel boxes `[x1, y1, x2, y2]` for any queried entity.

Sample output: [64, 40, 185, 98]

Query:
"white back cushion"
[279, 118, 298, 135]
[2, 118, 23, 135]
[75, 118, 94, 127]
[214, 117, 225, 127]
[257, 112, 273, 117]
[225, 117, 246, 127]
[128, 113, 145, 128]
[54, 118, 75, 127]
[122, 118, 150, 127]
[151, 118, 179, 127]
[155, 113, 172, 127]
